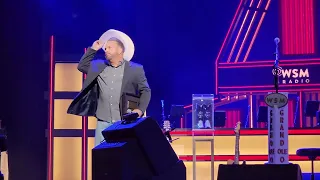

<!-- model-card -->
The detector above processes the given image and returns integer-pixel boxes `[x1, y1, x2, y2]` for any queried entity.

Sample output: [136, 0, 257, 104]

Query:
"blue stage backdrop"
[45, 0, 240, 119]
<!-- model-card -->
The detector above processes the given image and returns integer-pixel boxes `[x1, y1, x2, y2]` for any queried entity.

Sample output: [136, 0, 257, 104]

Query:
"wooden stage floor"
[170, 128, 320, 180]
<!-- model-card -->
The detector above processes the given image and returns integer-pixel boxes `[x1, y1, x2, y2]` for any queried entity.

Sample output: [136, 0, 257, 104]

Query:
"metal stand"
[309, 156, 316, 180]
[272, 37, 281, 93]
[192, 138, 214, 180]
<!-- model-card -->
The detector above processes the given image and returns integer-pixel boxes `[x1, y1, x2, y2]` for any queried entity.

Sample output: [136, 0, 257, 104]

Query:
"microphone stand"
[161, 100, 179, 143]
[161, 100, 165, 121]
[161, 100, 171, 141]
[273, 38, 280, 93]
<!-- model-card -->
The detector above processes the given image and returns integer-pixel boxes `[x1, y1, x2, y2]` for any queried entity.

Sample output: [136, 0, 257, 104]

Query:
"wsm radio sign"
[281, 68, 310, 84]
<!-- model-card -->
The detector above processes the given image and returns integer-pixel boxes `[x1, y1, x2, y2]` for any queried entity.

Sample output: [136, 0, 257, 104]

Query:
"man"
[67, 29, 151, 146]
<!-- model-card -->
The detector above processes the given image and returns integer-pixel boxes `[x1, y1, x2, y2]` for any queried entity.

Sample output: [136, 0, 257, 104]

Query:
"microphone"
[274, 37, 280, 45]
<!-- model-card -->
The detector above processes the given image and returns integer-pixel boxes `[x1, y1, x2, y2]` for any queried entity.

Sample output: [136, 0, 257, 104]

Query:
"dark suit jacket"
[67, 47, 151, 118]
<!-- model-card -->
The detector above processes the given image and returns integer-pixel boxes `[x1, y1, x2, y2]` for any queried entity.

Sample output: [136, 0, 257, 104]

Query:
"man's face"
[104, 40, 123, 61]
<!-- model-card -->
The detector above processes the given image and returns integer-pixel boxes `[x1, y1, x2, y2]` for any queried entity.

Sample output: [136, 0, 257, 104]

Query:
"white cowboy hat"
[99, 29, 135, 61]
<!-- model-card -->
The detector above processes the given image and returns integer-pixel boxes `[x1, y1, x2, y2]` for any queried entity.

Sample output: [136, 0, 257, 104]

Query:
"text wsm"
[281, 68, 310, 84]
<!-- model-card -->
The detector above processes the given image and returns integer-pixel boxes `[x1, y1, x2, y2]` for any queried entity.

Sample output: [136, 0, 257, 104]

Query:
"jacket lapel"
[120, 61, 131, 95]
[83, 60, 107, 90]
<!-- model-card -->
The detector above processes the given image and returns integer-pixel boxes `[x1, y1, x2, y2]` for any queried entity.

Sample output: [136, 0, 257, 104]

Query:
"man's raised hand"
[91, 40, 104, 51]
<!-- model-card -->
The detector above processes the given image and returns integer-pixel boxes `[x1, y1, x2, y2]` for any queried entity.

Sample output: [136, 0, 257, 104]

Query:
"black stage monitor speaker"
[217, 164, 302, 180]
[93, 116, 186, 180]
[92, 140, 153, 180]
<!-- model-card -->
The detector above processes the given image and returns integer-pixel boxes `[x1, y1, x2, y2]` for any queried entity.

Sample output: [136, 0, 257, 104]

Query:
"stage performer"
[67, 29, 151, 146]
